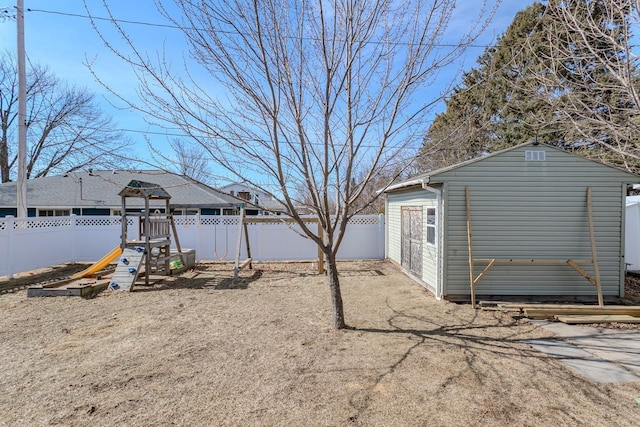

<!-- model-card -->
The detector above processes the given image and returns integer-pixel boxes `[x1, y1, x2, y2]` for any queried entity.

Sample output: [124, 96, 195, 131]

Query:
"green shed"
[384, 142, 640, 305]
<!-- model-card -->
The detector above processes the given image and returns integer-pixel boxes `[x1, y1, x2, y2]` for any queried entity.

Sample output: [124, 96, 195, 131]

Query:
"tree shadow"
[338, 269, 385, 277]
[342, 300, 589, 423]
[133, 269, 263, 292]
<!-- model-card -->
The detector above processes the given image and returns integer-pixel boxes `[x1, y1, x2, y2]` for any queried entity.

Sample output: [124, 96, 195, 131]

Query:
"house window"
[111, 209, 147, 216]
[77, 208, 110, 216]
[238, 191, 251, 201]
[38, 209, 70, 217]
[201, 208, 220, 215]
[426, 207, 436, 246]
[173, 208, 199, 216]
[223, 208, 238, 215]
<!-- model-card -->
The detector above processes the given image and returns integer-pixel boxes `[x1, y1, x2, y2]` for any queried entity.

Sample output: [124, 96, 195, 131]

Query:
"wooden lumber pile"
[523, 306, 640, 320]
[554, 314, 640, 324]
[479, 301, 640, 324]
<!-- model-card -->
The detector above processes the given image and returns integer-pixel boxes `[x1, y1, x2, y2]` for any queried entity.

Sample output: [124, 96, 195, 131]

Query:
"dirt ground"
[1, 261, 639, 426]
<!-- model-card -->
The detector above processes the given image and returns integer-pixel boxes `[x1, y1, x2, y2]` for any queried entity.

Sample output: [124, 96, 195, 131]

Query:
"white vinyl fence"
[0, 214, 384, 278]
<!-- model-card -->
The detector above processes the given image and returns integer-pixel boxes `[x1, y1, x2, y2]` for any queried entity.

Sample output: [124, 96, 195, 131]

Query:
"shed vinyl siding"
[386, 188, 438, 292]
[433, 145, 632, 297]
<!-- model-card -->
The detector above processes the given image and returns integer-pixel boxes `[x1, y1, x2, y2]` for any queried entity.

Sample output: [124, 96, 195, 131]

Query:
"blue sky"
[0, 0, 534, 180]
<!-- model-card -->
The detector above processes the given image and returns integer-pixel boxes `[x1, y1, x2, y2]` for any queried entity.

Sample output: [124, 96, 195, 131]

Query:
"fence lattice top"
[0, 214, 382, 232]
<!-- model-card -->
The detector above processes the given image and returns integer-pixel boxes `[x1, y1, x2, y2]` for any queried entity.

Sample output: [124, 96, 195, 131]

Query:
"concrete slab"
[526, 339, 593, 359]
[560, 358, 640, 383]
[526, 321, 640, 383]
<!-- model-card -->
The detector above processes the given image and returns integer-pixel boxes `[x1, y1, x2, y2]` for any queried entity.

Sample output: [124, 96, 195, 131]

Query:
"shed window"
[426, 207, 436, 246]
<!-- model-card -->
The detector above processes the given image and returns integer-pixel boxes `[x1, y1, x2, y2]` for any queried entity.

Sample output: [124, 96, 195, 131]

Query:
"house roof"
[384, 142, 640, 192]
[258, 199, 287, 212]
[218, 181, 287, 212]
[0, 170, 239, 209]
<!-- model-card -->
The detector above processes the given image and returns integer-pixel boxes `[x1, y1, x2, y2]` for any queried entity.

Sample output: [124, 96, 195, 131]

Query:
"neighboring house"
[219, 182, 287, 215]
[0, 170, 242, 217]
[383, 142, 640, 302]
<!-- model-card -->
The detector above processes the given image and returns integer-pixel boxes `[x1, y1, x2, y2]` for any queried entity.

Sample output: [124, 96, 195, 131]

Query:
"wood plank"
[525, 306, 640, 319]
[587, 187, 603, 306]
[466, 186, 476, 308]
[499, 303, 613, 310]
[39, 278, 76, 288]
[555, 314, 640, 324]
[238, 258, 252, 271]
[474, 259, 593, 265]
[478, 300, 501, 308]
[233, 209, 246, 280]
[233, 209, 245, 281]
[243, 221, 252, 270]
[28, 280, 110, 298]
[566, 260, 597, 286]
[473, 259, 496, 286]
[28, 287, 80, 297]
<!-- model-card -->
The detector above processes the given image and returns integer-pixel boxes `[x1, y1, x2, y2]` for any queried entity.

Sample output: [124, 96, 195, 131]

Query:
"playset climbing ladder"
[111, 180, 184, 291]
[110, 246, 146, 291]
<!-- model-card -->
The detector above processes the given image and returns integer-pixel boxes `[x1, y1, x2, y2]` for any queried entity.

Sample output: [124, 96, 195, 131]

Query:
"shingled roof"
[0, 170, 239, 210]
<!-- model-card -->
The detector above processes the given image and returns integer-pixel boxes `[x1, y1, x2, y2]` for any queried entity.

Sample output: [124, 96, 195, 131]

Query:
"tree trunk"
[0, 142, 8, 183]
[1, 129, 9, 182]
[325, 250, 346, 329]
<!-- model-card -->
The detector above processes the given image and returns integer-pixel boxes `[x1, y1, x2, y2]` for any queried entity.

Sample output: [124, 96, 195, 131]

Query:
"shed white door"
[401, 207, 422, 276]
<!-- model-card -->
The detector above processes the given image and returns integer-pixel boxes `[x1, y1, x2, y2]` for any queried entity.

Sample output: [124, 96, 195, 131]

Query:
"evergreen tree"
[418, 0, 638, 171]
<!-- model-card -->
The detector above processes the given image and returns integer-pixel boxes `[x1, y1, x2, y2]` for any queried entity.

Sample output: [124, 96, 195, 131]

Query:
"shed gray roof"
[0, 170, 239, 209]
[385, 142, 640, 192]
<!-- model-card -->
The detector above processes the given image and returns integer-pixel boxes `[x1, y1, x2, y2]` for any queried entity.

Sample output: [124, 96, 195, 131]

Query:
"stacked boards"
[480, 301, 640, 324]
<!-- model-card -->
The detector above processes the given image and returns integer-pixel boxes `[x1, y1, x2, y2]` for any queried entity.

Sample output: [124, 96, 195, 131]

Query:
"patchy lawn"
[0, 261, 638, 426]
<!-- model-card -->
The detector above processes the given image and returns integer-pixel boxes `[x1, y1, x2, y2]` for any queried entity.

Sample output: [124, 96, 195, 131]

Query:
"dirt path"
[0, 261, 638, 426]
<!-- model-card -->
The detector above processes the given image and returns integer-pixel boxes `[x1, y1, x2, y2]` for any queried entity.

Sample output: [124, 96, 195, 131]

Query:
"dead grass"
[624, 274, 640, 304]
[0, 260, 639, 426]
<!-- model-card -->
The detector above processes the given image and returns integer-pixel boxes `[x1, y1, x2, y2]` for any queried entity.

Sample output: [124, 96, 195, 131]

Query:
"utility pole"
[16, 0, 27, 218]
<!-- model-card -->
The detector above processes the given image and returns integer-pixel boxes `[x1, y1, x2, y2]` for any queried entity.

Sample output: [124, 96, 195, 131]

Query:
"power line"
[9, 5, 514, 152]
[24, 7, 495, 49]
[82, 125, 422, 150]
[26, 7, 181, 30]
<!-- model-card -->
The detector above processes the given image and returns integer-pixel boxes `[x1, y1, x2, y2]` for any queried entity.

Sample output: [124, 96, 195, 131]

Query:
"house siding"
[433, 145, 633, 297]
[386, 188, 438, 292]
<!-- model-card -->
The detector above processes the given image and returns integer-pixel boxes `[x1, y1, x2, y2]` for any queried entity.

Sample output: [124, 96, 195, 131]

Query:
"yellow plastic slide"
[71, 246, 123, 279]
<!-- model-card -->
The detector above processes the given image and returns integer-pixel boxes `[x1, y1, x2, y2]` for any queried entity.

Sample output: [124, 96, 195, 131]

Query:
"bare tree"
[0, 50, 130, 182]
[148, 137, 215, 184]
[88, 0, 498, 329]
[527, 0, 640, 171]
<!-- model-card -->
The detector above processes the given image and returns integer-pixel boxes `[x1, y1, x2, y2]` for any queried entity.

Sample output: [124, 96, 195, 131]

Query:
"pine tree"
[418, 0, 639, 172]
